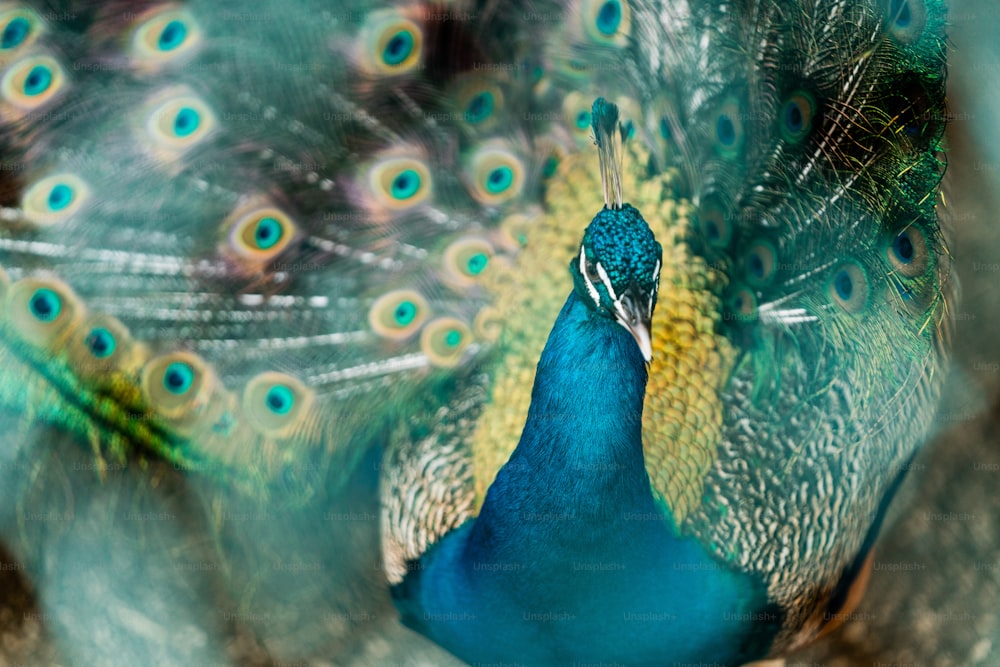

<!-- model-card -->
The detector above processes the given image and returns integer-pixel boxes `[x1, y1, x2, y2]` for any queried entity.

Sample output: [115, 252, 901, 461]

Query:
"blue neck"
[395, 291, 779, 666]
[469, 291, 655, 558]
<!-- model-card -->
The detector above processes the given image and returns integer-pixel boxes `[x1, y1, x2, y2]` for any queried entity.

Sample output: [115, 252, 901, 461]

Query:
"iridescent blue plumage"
[392, 102, 778, 665]
[397, 284, 780, 665]
[393, 282, 779, 665]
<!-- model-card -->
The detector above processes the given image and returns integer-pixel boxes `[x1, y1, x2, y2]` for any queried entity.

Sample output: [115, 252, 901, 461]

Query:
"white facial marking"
[579, 246, 601, 307]
[595, 260, 635, 323]
[649, 259, 661, 317]
[595, 261, 617, 301]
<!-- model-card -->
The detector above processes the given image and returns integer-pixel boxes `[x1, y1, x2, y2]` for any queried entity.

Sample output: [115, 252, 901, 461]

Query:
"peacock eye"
[5, 278, 83, 352]
[131, 8, 201, 66]
[420, 317, 473, 368]
[145, 93, 216, 153]
[264, 384, 295, 415]
[442, 237, 494, 287]
[28, 287, 61, 322]
[162, 361, 195, 395]
[585, 261, 600, 281]
[369, 156, 433, 210]
[829, 261, 869, 314]
[242, 372, 315, 437]
[466, 145, 525, 205]
[1, 17, 29, 50]
[361, 12, 423, 75]
[713, 98, 744, 158]
[65, 314, 141, 386]
[2, 55, 66, 110]
[562, 91, 596, 144]
[84, 327, 117, 359]
[582, 0, 632, 47]
[22, 173, 90, 227]
[744, 239, 777, 287]
[729, 288, 757, 321]
[779, 91, 815, 143]
[139, 351, 217, 425]
[887, 226, 929, 278]
[698, 195, 732, 248]
[0, 8, 41, 53]
[463, 89, 497, 126]
[885, 0, 927, 44]
[227, 207, 298, 262]
[595, 0, 622, 35]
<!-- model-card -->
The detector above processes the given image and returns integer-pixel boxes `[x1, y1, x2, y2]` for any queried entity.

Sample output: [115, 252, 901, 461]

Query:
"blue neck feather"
[470, 291, 653, 551]
[394, 292, 780, 666]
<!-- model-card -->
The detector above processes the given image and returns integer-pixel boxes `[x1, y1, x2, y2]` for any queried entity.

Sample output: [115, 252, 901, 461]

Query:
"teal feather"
[393, 286, 776, 665]
[0, 1, 953, 665]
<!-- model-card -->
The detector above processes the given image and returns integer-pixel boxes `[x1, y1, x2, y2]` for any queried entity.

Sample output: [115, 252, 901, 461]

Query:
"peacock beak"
[614, 288, 653, 363]
[628, 318, 654, 363]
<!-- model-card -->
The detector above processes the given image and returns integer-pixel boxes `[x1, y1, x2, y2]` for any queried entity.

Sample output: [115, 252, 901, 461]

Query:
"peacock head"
[570, 203, 662, 362]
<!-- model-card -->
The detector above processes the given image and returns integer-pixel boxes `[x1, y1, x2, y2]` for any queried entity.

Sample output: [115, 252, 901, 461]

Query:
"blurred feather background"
[0, 0, 998, 665]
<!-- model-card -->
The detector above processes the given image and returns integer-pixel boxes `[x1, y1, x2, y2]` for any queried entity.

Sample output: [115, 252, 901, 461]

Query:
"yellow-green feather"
[467, 140, 735, 525]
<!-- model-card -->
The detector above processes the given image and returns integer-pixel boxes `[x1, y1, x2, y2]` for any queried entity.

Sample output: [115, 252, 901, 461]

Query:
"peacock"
[388, 98, 780, 667]
[0, 0, 952, 666]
